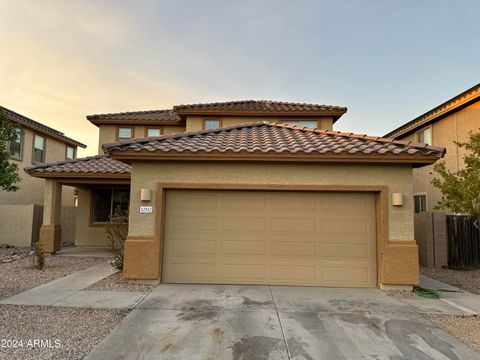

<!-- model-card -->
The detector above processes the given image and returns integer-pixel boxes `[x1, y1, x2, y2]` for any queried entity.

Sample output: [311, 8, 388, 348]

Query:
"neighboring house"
[385, 83, 480, 268]
[26, 100, 445, 289]
[0, 106, 86, 246]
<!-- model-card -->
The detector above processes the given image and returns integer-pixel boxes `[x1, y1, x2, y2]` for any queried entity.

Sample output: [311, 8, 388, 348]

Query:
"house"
[0, 106, 86, 246]
[25, 100, 445, 289]
[385, 84, 480, 268]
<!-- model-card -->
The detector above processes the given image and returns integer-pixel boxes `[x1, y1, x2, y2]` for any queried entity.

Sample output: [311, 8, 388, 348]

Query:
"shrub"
[33, 241, 45, 270]
[105, 207, 128, 269]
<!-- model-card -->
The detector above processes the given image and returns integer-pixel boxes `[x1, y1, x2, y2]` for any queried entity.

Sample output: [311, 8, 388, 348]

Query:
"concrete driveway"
[86, 285, 480, 360]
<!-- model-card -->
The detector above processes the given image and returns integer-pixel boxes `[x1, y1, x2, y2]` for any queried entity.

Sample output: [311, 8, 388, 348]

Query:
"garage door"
[162, 190, 377, 287]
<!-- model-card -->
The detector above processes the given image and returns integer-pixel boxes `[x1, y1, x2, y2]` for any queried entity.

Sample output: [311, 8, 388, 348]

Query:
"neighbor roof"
[104, 122, 444, 165]
[1, 106, 86, 148]
[174, 100, 347, 120]
[25, 155, 131, 178]
[87, 109, 183, 126]
[385, 83, 480, 139]
[87, 100, 348, 126]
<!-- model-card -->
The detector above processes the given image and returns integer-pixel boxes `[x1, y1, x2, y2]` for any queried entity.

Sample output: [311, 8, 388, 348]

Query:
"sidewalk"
[0, 261, 146, 309]
[398, 274, 480, 316]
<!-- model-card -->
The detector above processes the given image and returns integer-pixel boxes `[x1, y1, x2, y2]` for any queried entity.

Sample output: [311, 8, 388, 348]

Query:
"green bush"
[33, 241, 45, 270]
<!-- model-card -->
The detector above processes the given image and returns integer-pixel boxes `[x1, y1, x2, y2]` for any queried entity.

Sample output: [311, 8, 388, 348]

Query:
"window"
[417, 127, 432, 145]
[414, 194, 427, 213]
[33, 134, 45, 163]
[92, 188, 130, 224]
[283, 120, 318, 128]
[147, 128, 161, 137]
[66, 146, 76, 160]
[9, 128, 23, 160]
[204, 120, 220, 130]
[117, 127, 132, 139]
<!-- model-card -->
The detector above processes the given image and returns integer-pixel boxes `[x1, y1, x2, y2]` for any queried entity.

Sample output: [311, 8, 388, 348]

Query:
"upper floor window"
[33, 134, 45, 163]
[416, 127, 432, 145]
[283, 120, 318, 128]
[117, 127, 132, 140]
[147, 128, 161, 137]
[9, 128, 23, 160]
[414, 194, 427, 213]
[204, 119, 221, 130]
[66, 146, 76, 160]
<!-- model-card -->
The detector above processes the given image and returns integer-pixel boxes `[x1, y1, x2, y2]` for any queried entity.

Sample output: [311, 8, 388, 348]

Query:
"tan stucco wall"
[128, 161, 414, 241]
[0, 126, 76, 207]
[0, 204, 42, 246]
[97, 125, 186, 153]
[74, 186, 110, 246]
[185, 116, 334, 132]
[398, 101, 480, 211]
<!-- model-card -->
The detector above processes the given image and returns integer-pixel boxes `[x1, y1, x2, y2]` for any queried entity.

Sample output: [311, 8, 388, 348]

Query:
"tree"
[0, 109, 21, 191]
[431, 131, 480, 227]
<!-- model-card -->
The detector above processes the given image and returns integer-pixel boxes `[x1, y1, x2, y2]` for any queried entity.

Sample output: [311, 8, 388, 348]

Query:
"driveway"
[86, 285, 480, 360]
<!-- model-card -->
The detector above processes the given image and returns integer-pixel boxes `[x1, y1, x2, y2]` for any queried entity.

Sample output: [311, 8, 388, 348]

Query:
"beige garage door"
[162, 190, 377, 287]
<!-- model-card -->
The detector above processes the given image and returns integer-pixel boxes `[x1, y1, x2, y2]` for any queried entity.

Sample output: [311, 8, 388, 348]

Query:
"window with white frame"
[283, 120, 318, 128]
[204, 120, 220, 129]
[416, 127, 432, 145]
[66, 146, 76, 160]
[33, 134, 45, 163]
[147, 128, 161, 137]
[117, 127, 132, 139]
[9, 128, 23, 160]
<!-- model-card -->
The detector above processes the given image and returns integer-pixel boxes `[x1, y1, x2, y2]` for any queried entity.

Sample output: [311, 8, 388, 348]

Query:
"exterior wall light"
[391, 193, 404, 206]
[140, 189, 152, 202]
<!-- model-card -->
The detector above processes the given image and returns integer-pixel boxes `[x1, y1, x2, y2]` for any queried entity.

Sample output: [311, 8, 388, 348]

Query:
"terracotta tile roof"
[174, 100, 347, 114]
[87, 109, 181, 122]
[104, 122, 445, 162]
[1, 106, 86, 148]
[25, 155, 131, 176]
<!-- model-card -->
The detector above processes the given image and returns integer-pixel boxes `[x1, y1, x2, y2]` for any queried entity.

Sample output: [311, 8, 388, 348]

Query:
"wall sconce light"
[391, 193, 403, 206]
[140, 189, 152, 202]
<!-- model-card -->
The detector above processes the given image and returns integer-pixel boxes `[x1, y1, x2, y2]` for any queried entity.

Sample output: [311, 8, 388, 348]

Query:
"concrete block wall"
[414, 212, 448, 268]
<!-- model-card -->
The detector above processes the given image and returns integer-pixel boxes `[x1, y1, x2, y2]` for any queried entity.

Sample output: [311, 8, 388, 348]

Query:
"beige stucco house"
[0, 106, 86, 246]
[26, 100, 445, 289]
[385, 83, 480, 268]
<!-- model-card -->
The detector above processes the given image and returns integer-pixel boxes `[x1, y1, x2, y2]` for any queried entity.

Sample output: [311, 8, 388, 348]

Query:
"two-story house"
[0, 106, 86, 246]
[385, 84, 480, 268]
[26, 100, 444, 290]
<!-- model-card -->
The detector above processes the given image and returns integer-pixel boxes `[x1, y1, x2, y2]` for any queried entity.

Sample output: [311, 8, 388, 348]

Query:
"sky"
[1, 0, 479, 157]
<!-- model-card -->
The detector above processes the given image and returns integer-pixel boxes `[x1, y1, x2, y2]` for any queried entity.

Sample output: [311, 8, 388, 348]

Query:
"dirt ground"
[429, 315, 480, 353]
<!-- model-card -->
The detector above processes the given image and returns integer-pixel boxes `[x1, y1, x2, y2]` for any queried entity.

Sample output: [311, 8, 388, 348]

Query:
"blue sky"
[1, 0, 479, 155]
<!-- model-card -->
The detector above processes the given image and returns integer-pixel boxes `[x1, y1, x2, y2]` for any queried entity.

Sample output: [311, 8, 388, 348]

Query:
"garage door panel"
[221, 217, 266, 231]
[163, 190, 377, 287]
[271, 241, 316, 257]
[220, 264, 267, 281]
[271, 217, 316, 233]
[320, 218, 369, 234]
[220, 241, 266, 255]
[172, 193, 217, 210]
[172, 240, 216, 255]
[173, 216, 217, 231]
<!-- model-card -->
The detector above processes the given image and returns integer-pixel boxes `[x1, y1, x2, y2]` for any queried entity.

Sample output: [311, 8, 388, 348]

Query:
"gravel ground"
[0, 245, 32, 262]
[85, 272, 156, 293]
[429, 315, 480, 352]
[0, 256, 104, 300]
[0, 304, 127, 360]
[384, 290, 417, 298]
[421, 267, 480, 294]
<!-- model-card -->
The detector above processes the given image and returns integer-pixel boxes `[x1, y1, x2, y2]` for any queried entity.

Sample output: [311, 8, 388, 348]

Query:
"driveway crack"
[269, 286, 292, 359]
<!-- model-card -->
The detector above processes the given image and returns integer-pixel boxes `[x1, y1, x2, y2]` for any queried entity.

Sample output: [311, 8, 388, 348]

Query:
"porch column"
[39, 179, 62, 253]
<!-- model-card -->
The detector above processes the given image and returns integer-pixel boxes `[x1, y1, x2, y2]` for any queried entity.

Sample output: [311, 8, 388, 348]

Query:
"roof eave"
[173, 109, 347, 120]
[109, 150, 442, 165]
[385, 83, 480, 139]
[87, 118, 185, 127]
[27, 172, 131, 179]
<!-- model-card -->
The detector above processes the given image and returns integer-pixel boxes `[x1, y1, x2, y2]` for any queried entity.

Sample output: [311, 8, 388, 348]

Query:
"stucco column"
[39, 179, 62, 253]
